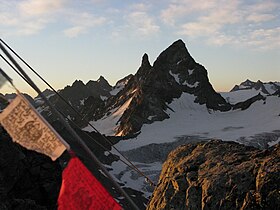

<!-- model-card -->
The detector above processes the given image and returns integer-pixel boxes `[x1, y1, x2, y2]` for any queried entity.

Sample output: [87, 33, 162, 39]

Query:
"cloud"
[179, 22, 220, 37]
[63, 12, 106, 38]
[178, 1, 241, 37]
[116, 2, 160, 37]
[162, 0, 280, 50]
[128, 3, 150, 12]
[17, 18, 49, 35]
[63, 26, 86, 38]
[0, 0, 65, 36]
[248, 1, 278, 12]
[126, 11, 160, 36]
[207, 33, 235, 46]
[246, 27, 280, 50]
[246, 13, 275, 23]
[18, 0, 65, 16]
[161, 0, 216, 25]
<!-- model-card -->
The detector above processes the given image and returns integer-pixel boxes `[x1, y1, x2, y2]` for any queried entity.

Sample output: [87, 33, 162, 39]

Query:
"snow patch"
[46, 93, 55, 99]
[110, 83, 125, 95]
[188, 69, 194, 75]
[263, 83, 277, 94]
[268, 137, 280, 147]
[100, 95, 108, 101]
[148, 115, 156, 120]
[83, 97, 133, 135]
[176, 60, 182, 65]
[169, 71, 180, 84]
[183, 81, 199, 88]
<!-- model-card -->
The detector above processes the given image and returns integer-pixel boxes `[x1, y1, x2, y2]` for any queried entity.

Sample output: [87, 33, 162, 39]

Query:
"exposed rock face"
[273, 89, 280, 97]
[102, 40, 231, 136]
[147, 140, 280, 210]
[233, 93, 266, 110]
[39, 76, 112, 125]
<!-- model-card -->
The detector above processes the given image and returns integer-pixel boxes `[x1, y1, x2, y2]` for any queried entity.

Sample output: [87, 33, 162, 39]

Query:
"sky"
[0, 0, 279, 97]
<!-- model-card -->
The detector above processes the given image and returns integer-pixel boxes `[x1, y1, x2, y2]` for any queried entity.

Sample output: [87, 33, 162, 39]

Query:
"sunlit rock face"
[147, 140, 280, 210]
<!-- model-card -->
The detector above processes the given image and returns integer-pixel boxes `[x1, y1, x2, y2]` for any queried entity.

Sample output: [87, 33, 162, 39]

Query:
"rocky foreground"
[147, 140, 280, 210]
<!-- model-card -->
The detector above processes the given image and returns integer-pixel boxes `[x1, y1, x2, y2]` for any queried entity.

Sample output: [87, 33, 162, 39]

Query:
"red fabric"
[58, 157, 122, 210]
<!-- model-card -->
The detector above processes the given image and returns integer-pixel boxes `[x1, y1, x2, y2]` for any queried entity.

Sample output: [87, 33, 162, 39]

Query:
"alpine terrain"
[0, 39, 279, 209]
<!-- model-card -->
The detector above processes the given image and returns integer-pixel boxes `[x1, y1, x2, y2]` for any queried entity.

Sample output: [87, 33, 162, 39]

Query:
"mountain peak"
[141, 53, 151, 68]
[134, 53, 152, 78]
[97, 76, 111, 88]
[154, 39, 193, 67]
[242, 79, 254, 86]
[97, 75, 106, 83]
[72, 79, 85, 87]
[171, 39, 185, 47]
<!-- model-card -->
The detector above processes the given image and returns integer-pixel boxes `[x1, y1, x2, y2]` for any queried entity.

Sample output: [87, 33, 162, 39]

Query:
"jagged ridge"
[102, 39, 231, 136]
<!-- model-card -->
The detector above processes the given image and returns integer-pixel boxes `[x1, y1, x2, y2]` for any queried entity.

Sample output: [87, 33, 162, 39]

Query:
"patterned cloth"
[58, 157, 122, 210]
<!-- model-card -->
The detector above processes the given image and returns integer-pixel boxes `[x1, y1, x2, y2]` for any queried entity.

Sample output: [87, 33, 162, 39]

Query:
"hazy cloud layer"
[63, 12, 106, 38]
[1, 0, 279, 49]
[164, 0, 279, 49]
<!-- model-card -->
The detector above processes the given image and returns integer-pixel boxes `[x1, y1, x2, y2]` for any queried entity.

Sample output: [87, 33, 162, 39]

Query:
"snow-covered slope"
[115, 93, 280, 150]
[83, 96, 134, 135]
[105, 93, 280, 198]
[220, 89, 264, 104]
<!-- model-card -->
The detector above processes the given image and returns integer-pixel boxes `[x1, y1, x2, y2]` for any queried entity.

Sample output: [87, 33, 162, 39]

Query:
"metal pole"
[0, 41, 139, 210]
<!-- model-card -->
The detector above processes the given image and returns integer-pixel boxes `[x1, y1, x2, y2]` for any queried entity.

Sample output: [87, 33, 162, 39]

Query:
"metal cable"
[0, 39, 156, 187]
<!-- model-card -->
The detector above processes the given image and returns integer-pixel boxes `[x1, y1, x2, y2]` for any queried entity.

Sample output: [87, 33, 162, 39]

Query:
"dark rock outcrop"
[273, 89, 280, 97]
[0, 128, 62, 210]
[39, 77, 112, 126]
[233, 93, 266, 110]
[147, 140, 280, 210]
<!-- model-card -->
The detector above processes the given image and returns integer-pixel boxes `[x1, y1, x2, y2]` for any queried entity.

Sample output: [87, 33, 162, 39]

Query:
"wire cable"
[0, 39, 156, 186]
[0, 43, 140, 210]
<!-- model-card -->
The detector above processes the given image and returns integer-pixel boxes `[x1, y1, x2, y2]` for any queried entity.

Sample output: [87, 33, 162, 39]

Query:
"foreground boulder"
[147, 140, 280, 210]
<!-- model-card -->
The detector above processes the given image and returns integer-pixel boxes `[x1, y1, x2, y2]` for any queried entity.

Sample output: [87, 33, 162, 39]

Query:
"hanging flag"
[0, 93, 68, 160]
[58, 157, 122, 210]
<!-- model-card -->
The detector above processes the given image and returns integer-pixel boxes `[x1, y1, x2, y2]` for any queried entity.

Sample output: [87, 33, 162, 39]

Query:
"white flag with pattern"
[0, 94, 67, 160]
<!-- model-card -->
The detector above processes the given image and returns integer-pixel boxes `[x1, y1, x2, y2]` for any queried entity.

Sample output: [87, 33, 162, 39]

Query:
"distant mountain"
[34, 88, 55, 107]
[231, 79, 280, 95]
[86, 40, 231, 136]
[3, 92, 35, 106]
[37, 76, 111, 124]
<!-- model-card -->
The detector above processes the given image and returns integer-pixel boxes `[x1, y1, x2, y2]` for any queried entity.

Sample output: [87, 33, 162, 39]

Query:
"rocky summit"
[147, 140, 280, 210]
[98, 40, 231, 136]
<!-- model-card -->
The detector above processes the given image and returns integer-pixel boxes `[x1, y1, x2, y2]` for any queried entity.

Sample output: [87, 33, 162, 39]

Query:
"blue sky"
[0, 0, 279, 96]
